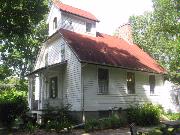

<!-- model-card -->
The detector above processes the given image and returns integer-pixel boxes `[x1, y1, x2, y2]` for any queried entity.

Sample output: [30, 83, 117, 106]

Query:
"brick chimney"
[115, 23, 133, 44]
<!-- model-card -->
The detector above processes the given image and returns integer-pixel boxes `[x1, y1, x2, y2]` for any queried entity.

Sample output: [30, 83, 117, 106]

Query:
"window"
[127, 72, 135, 94]
[61, 43, 65, 61]
[86, 23, 92, 32]
[98, 68, 108, 94]
[49, 77, 58, 98]
[149, 75, 155, 94]
[45, 53, 48, 66]
[53, 17, 57, 30]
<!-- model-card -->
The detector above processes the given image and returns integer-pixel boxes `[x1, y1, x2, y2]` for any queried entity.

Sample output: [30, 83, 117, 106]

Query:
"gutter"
[80, 60, 167, 75]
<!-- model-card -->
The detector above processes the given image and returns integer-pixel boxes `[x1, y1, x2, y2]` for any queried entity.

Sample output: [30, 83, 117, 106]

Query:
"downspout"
[81, 63, 87, 123]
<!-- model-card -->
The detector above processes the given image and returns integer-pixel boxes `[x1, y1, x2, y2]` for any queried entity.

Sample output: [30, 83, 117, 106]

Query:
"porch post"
[28, 76, 33, 110]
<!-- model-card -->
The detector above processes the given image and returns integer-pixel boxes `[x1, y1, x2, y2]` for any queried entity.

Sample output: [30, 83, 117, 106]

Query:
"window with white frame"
[53, 17, 57, 30]
[149, 75, 155, 94]
[98, 68, 108, 94]
[127, 72, 135, 94]
[86, 22, 92, 32]
[49, 77, 58, 99]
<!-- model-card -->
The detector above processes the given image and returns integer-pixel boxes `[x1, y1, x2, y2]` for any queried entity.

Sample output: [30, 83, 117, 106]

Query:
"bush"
[126, 103, 163, 126]
[24, 121, 38, 133]
[41, 104, 72, 132]
[0, 89, 28, 127]
[84, 115, 126, 132]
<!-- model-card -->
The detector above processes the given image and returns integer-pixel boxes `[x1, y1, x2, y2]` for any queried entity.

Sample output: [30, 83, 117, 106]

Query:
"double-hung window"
[49, 77, 58, 99]
[127, 72, 135, 94]
[61, 43, 65, 61]
[98, 68, 109, 94]
[149, 75, 155, 94]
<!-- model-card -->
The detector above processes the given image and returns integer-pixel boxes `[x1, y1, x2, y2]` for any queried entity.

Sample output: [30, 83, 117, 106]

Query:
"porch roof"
[27, 61, 67, 76]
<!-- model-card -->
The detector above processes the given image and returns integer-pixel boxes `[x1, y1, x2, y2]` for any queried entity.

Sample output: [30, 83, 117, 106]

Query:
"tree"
[0, 20, 48, 79]
[0, 65, 12, 80]
[0, 0, 48, 38]
[129, 0, 180, 83]
[0, 0, 49, 80]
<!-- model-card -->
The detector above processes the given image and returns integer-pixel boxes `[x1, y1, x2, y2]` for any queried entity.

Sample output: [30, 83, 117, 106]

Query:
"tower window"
[53, 17, 57, 30]
[86, 23, 92, 32]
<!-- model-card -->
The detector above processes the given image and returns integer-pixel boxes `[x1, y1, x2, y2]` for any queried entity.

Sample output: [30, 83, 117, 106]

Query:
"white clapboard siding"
[83, 64, 166, 111]
[47, 5, 62, 36]
[63, 38, 82, 111]
[34, 36, 82, 111]
[35, 38, 64, 70]
[34, 44, 46, 70]
[61, 13, 96, 36]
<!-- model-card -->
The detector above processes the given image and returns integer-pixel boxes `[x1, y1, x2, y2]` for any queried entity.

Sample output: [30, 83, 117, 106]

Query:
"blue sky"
[61, 0, 153, 35]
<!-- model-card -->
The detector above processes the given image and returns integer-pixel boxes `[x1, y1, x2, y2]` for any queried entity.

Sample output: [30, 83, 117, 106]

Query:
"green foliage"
[0, 89, 28, 127]
[24, 122, 38, 134]
[129, 0, 180, 83]
[0, 20, 48, 79]
[148, 128, 163, 135]
[165, 113, 180, 120]
[0, 0, 48, 38]
[84, 115, 126, 132]
[126, 103, 163, 126]
[0, 77, 28, 92]
[85, 119, 100, 132]
[41, 104, 72, 132]
[0, 65, 12, 80]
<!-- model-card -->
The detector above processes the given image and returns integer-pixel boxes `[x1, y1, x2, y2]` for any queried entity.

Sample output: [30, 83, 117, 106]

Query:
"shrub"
[24, 121, 38, 133]
[41, 104, 72, 132]
[0, 89, 28, 128]
[84, 115, 126, 132]
[84, 119, 100, 132]
[126, 103, 163, 126]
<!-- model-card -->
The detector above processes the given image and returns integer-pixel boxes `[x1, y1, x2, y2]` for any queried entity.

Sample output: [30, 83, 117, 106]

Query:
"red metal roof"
[53, 0, 99, 22]
[59, 29, 166, 74]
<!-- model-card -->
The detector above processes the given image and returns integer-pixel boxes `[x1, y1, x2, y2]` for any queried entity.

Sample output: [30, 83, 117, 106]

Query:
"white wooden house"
[28, 0, 180, 122]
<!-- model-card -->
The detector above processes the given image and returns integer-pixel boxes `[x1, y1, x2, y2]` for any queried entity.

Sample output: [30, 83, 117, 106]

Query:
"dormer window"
[86, 23, 92, 32]
[53, 17, 57, 30]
